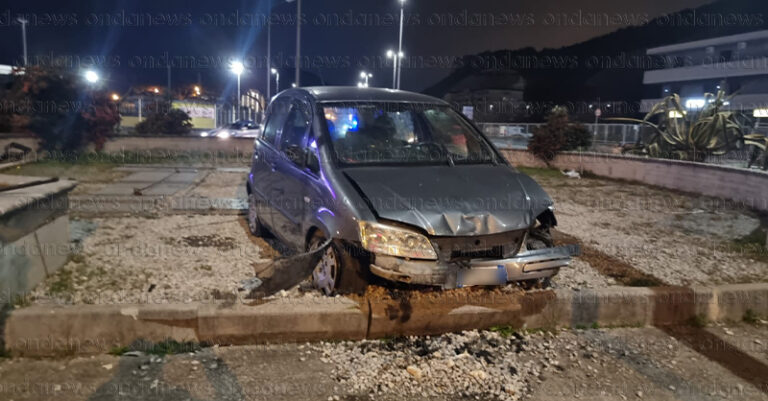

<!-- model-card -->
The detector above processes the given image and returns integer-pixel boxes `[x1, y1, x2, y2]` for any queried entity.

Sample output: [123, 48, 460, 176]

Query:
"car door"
[250, 98, 290, 231]
[270, 98, 313, 247]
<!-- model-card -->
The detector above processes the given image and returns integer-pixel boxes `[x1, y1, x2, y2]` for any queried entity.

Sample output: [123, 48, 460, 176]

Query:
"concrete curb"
[4, 284, 767, 357]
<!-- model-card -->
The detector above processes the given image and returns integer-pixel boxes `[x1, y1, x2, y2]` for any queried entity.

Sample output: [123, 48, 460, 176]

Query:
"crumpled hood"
[344, 165, 553, 236]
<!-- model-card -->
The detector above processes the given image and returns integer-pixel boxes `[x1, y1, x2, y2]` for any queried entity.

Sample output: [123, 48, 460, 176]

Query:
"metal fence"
[477, 122, 655, 149]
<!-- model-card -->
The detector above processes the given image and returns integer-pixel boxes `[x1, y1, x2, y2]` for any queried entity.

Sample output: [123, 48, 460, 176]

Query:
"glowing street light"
[194, 86, 201, 96]
[153, 87, 160, 94]
[84, 70, 99, 84]
[359, 71, 373, 87]
[271, 68, 280, 93]
[230, 61, 245, 119]
[111, 93, 120, 101]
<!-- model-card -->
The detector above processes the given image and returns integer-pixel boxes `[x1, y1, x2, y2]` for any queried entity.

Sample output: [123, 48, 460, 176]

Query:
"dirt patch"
[554, 230, 666, 287]
[179, 234, 238, 251]
[187, 171, 244, 199]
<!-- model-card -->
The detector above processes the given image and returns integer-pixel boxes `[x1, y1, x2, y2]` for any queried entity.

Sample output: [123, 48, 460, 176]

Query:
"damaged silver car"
[246, 86, 579, 295]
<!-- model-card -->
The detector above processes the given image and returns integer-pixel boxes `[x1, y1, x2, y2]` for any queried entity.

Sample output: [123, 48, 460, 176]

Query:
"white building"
[641, 30, 768, 116]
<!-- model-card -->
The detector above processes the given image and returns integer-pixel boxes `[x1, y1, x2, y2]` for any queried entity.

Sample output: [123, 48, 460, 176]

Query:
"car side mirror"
[285, 145, 306, 165]
[306, 150, 320, 174]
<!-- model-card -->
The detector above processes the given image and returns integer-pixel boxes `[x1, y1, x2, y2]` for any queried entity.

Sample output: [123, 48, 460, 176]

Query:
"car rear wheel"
[308, 231, 370, 296]
[247, 194, 266, 237]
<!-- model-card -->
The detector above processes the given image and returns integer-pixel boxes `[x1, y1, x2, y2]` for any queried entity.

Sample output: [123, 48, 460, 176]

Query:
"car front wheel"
[308, 231, 370, 296]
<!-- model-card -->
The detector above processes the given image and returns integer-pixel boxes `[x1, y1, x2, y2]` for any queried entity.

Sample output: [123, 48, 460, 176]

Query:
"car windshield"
[321, 103, 496, 166]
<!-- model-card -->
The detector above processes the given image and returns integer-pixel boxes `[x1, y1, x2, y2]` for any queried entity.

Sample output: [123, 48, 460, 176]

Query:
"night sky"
[0, 0, 710, 97]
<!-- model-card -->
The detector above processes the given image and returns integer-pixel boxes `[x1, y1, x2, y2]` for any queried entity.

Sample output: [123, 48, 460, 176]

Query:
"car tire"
[308, 231, 370, 296]
[247, 193, 266, 237]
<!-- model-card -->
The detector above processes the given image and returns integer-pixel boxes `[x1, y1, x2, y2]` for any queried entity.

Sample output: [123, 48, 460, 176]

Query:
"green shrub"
[529, 107, 591, 164]
[563, 123, 592, 151]
[0, 67, 120, 151]
[135, 108, 192, 135]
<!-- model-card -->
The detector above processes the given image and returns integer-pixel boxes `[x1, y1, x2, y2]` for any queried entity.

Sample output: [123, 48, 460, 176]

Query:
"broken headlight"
[358, 221, 437, 260]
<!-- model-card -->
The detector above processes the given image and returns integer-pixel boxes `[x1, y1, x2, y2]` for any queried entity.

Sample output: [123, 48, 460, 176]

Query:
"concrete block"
[197, 298, 368, 345]
[4, 304, 199, 356]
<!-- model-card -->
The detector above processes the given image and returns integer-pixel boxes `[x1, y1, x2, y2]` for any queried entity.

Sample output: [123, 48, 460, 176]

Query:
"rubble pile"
[314, 330, 566, 401]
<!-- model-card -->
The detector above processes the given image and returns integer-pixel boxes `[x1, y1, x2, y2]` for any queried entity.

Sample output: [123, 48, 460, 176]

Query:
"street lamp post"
[231, 61, 245, 120]
[296, 0, 301, 87]
[266, 0, 272, 100]
[271, 68, 280, 93]
[286, 0, 302, 87]
[17, 18, 28, 67]
[396, 0, 405, 89]
[386, 50, 402, 90]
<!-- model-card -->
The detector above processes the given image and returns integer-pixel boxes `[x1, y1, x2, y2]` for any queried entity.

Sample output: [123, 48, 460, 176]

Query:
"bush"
[135, 108, 193, 135]
[0, 67, 120, 152]
[528, 107, 592, 164]
[563, 123, 592, 151]
[17, 68, 87, 151]
[82, 92, 121, 151]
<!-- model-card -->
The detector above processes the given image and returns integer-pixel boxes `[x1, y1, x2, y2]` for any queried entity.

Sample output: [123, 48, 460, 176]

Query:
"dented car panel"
[343, 165, 553, 236]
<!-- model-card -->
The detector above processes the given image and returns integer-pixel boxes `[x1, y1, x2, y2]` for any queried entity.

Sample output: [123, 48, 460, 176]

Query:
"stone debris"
[311, 330, 569, 401]
[406, 365, 423, 379]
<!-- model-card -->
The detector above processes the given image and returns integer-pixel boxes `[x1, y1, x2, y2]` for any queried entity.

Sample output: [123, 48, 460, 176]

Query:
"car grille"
[430, 229, 526, 262]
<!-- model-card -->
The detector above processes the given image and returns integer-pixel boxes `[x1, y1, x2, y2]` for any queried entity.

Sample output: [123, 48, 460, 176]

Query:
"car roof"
[280, 86, 449, 105]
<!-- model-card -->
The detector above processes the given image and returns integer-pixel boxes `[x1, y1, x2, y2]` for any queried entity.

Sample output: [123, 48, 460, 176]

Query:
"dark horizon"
[0, 0, 711, 98]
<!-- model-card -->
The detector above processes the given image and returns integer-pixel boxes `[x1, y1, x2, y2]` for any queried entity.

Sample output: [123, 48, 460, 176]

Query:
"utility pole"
[396, 0, 405, 89]
[266, 0, 272, 99]
[295, 0, 301, 87]
[167, 63, 172, 94]
[17, 18, 28, 66]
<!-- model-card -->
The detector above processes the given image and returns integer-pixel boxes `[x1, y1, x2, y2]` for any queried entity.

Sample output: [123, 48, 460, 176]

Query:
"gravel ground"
[31, 215, 269, 304]
[321, 330, 551, 400]
[552, 258, 617, 289]
[528, 169, 768, 286]
[2, 323, 766, 400]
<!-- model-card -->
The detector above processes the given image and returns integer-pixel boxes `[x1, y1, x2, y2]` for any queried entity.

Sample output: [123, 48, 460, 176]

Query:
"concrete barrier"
[4, 284, 766, 357]
[99, 136, 254, 157]
[0, 175, 77, 301]
[500, 148, 768, 212]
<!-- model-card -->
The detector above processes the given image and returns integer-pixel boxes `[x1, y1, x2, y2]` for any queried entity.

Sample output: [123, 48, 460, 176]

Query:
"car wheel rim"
[312, 244, 337, 296]
[248, 195, 258, 233]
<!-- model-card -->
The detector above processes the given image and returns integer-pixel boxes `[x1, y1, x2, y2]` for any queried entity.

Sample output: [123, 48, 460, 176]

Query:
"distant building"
[641, 30, 768, 116]
[442, 72, 526, 123]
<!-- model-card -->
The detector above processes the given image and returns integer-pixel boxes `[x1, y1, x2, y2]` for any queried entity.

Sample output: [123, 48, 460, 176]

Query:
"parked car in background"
[202, 120, 261, 138]
[246, 86, 579, 295]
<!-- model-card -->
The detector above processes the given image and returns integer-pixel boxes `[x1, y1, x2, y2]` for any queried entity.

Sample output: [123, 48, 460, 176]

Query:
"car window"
[279, 100, 312, 151]
[262, 100, 290, 146]
[322, 103, 495, 165]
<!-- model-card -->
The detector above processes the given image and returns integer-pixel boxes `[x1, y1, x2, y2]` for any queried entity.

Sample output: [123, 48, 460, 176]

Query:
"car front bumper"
[369, 245, 580, 289]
